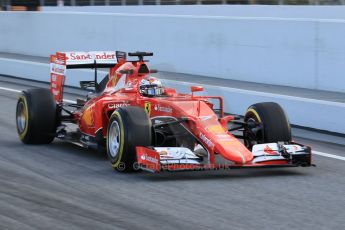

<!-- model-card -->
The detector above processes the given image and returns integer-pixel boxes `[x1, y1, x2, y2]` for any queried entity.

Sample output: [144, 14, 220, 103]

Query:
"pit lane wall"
[0, 11, 345, 93]
[0, 11, 345, 133]
[1, 56, 345, 134]
[42, 5, 345, 20]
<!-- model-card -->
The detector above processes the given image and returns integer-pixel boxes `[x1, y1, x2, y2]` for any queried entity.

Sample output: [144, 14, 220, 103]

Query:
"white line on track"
[0, 86, 21, 93]
[1, 85, 345, 162]
[0, 86, 75, 103]
[313, 151, 345, 161]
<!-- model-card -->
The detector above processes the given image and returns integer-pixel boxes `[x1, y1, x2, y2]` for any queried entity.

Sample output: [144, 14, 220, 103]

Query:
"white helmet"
[139, 76, 164, 97]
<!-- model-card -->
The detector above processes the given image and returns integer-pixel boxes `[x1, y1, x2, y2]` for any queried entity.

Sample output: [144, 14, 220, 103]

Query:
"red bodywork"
[50, 51, 312, 172]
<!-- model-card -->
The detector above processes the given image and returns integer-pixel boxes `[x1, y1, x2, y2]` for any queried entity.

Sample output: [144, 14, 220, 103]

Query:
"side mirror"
[191, 86, 204, 92]
[191, 86, 204, 98]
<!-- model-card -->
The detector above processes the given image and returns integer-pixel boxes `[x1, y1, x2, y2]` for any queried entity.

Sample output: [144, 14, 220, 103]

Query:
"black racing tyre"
[16, 88, 57, 144]
[244, 102, 291, 149]
[107, 106, 152, 172]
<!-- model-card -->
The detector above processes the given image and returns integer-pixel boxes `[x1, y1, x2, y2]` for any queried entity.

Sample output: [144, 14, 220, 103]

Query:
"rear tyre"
[107, 106, 152, 172]
[244, 102, 291, 149]
[16, 88, 57, 144]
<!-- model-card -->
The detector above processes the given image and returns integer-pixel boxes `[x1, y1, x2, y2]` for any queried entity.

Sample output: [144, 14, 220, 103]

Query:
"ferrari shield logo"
[144, 102, 151, 115]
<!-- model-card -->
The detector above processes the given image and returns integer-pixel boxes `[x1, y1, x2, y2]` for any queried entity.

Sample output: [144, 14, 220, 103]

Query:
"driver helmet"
[139, 76, 165, 97]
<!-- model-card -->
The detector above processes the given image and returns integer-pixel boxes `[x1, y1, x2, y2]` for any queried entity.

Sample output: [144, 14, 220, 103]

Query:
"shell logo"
[82, 106, 94, 127]
[207, 125, 225, 134]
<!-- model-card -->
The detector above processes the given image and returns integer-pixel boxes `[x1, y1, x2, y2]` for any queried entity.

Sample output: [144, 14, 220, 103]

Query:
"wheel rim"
[17, 101, 27, 134]
[108, 120, 121, 158]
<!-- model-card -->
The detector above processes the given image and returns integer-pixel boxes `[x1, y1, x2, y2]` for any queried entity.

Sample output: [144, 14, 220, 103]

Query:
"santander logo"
[68, 53, 92, 61]
[66, 52, 116, 61]
[141, 153, 158, 164]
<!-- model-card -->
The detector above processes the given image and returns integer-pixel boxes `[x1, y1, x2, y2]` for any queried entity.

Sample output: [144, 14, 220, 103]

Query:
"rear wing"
[50, 51, 124, 103]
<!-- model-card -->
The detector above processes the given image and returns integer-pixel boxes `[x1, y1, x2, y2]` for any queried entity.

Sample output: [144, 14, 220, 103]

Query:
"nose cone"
[216, 139, 253, 164]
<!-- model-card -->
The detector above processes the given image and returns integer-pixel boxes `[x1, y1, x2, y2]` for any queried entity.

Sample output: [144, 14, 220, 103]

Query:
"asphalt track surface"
[0, 78, 345, 230]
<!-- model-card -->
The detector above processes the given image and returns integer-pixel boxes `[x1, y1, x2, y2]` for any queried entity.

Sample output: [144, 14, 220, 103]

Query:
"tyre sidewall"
[106, 107, 152, 172]
[16, 89, 57, 144]
[244, 102, 291, 145]
[16, 95, 30, 142]
[107, 110, 127, 170]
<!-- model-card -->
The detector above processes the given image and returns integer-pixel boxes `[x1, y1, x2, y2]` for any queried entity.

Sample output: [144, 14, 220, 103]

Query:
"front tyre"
[244, 102, 291, 149]
[16, 88, 57, 144]
[107, 106, 152, 172]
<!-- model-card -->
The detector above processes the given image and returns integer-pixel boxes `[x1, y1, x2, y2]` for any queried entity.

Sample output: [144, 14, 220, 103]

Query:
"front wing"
[136, 143, 313, 173]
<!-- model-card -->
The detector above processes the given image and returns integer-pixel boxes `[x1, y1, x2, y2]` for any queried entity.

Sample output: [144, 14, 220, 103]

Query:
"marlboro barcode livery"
[16, 51, 313, 173]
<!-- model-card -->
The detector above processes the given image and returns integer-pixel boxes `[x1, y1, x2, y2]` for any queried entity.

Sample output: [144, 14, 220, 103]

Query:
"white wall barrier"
[42, 5, 345, 20]
[1, 57, 344, 134]
[0, 12, 345, 93]
[0, 11, 345, 133]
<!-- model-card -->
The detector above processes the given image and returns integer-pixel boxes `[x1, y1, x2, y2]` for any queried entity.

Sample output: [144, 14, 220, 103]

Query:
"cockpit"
[139, 76, 165, 97]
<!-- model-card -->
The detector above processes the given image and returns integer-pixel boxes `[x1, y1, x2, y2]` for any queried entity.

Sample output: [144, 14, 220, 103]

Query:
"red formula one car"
[16, 51, 312, 172]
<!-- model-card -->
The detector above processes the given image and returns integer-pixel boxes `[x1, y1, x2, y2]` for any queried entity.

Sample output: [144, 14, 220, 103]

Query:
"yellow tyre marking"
[18, 95, 29, 140]
[247, 108, 262, 123]
[110, 111, 125, 168]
